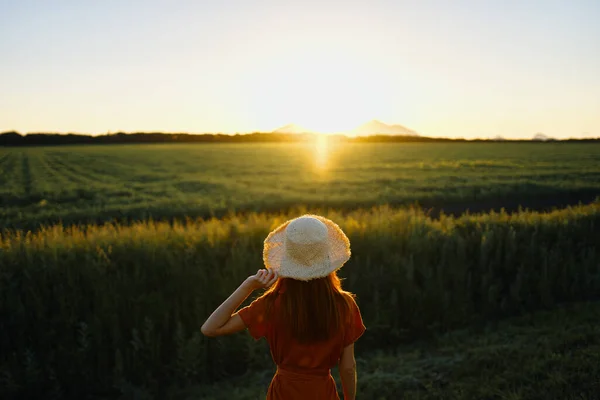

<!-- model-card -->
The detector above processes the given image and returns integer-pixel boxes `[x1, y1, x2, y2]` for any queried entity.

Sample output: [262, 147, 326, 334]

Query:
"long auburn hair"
[257, 271, 355, 343]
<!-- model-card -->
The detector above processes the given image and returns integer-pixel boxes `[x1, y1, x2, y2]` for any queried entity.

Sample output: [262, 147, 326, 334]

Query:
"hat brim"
[263, 215, 351, 281]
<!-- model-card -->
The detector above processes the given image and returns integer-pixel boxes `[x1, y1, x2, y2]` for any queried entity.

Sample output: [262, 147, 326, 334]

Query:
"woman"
[201, 215, 366, 400]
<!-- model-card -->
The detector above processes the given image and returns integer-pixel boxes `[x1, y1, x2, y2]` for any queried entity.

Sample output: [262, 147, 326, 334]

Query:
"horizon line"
[1, 130, 598, 142]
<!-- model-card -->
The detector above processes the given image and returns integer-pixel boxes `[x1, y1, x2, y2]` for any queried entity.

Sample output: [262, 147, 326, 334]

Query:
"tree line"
[1, 130, 598, 146]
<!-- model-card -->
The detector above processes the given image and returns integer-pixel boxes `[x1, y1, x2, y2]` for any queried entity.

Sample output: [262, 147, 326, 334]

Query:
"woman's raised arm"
[201, 269, 277, 337]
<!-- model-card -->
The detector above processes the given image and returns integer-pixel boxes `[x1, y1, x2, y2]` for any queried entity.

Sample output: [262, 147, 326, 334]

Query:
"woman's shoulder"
[338, 290, 358, 304]
[337, 291, 361, 318]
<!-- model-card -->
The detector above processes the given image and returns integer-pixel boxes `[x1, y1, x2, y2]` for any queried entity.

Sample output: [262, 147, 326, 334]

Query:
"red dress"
[238, 288, 366, 400]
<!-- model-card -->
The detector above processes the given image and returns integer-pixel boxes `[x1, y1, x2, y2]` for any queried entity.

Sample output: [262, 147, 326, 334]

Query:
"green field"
[2, 142, 600, 399]
[1, 142, 599, 229]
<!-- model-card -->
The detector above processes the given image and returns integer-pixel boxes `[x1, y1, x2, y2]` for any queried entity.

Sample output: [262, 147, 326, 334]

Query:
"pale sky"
[1, 0, 599, 139]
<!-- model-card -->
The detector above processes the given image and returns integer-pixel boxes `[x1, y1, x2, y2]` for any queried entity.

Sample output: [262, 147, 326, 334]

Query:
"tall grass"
[1, 203, 600, 399]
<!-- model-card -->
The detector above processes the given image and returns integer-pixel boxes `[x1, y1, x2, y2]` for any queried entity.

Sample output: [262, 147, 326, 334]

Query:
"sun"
[243, 51, 397, 135]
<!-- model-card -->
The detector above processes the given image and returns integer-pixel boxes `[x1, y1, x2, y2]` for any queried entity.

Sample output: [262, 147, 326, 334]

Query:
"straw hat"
[263, 215, 351, 281]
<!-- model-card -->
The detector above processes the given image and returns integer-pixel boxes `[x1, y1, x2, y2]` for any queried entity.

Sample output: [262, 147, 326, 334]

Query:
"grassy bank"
[1, 203, 600, 398]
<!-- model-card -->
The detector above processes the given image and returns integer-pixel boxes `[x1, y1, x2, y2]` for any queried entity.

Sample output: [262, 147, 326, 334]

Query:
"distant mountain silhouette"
[532, 133, 556, 141]
[270, 120, 418, 136]
[350, 120, 419, 136]
[271, 124, 314, 134]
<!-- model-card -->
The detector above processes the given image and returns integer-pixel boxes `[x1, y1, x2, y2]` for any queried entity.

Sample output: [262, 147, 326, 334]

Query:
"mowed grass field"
[1, 142, 599, 229]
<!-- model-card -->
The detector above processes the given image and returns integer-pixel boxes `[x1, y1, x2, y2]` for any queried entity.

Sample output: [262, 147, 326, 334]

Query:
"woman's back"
[240, 281, 364, 367]
[239, 278, 365, 399]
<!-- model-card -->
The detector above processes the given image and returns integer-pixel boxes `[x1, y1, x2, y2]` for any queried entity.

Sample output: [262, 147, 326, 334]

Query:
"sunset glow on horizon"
[1, 1, 599, 139]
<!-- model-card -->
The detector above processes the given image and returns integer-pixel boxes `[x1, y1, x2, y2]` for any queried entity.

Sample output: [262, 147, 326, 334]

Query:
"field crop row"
[1, 142, 599, 230]
[1, 203, 599, 398]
